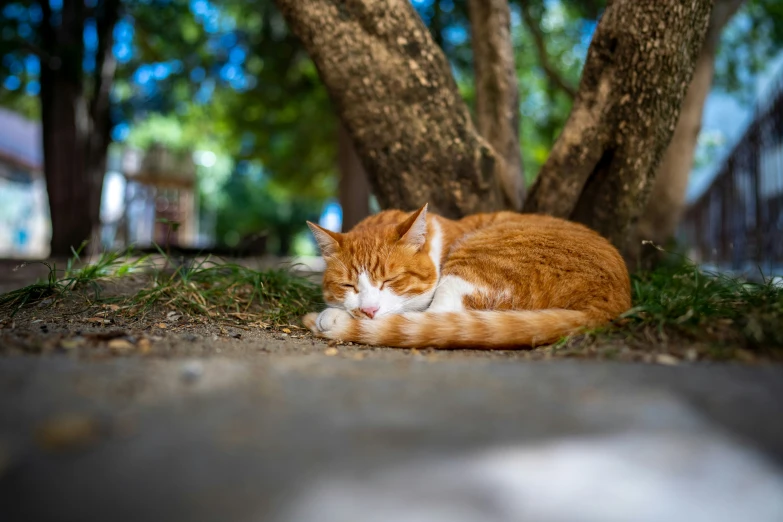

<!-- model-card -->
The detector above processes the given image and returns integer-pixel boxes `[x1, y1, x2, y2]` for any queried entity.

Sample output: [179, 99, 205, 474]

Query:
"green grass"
[0, 248, 150, 316]
[607, 259, 783, 353]
[125, 257, 322, 325]
[0, 249, 322, 326]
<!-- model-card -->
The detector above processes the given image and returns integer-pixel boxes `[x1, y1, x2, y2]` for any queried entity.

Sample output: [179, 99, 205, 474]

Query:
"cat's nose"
[361, 305, 379, 319]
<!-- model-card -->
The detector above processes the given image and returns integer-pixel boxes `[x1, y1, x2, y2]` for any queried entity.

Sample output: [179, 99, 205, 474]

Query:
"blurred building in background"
[0, 108, 208, 258]
[112, 144, 202, 250]
[0, 108, 49, 258]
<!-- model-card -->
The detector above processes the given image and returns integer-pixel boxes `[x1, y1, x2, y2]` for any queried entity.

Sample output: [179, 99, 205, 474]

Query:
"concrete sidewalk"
[0, 354, 782, 521]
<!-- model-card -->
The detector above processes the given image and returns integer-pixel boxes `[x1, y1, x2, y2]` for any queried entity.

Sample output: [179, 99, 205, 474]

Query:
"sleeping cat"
[303, 204, 631, 349]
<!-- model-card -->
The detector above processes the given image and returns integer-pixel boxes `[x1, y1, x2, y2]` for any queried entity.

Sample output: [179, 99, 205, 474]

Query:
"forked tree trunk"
[273, 0, 511, 218]
[522, 0, 714, 256]
[468, 0, 525, 209]
[337, 124, 371, 231]
[631, 0, 744, 268]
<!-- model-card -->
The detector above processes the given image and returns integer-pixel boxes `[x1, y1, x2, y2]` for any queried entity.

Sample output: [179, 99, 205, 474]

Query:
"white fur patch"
[315, 308, 353, 338]
[428, 275, 477, 313]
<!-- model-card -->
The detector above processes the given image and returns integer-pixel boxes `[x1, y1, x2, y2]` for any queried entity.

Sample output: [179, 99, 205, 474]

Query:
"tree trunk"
[631, 0, 745, 268]
[522, 0, 714, 256]
[338, 124, 371, 231]
[40, 0, 92, 257]
[273, 0, 510, 218]
[40, 0, 120, 257]
[468, 0, 525, 209]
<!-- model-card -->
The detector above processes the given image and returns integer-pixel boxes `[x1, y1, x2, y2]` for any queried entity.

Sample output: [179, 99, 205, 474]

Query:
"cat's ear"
[396, 204, 428, 250]
[307, 221, 342, 257]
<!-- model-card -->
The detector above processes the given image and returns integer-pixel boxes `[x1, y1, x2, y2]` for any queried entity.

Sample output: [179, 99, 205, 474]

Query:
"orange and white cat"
[303, 204, 631, 349]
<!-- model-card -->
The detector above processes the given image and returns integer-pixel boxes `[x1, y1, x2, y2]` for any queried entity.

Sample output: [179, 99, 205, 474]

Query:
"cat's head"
[307, 204, 438, 319]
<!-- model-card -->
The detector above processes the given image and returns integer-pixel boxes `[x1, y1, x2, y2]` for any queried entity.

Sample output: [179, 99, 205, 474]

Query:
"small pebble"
[138, 338, 151, 354]
[655, 354, 680, 366]
[180, 360, 204, 383]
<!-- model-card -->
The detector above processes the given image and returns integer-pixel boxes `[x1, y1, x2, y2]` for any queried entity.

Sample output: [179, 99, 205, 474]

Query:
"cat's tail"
[307, 309, 609, 349]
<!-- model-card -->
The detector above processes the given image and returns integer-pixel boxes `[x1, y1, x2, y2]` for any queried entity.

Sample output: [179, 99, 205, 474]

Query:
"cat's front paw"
[303, 308, 353, 339]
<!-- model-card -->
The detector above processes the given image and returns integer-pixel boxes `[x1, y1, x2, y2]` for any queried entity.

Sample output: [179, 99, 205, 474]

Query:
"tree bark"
[631, 0, 744, 268]
[273, 0, 509, 218]
[468, 0, 525, 209]
[40, 0, 91, 257]
[522, 0, 714, 256]
[337, 123, 371, 231]
[39, 0, 120, 257]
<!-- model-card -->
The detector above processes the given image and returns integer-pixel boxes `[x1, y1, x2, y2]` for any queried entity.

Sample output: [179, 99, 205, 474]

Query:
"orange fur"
[304, 206, 631, 349]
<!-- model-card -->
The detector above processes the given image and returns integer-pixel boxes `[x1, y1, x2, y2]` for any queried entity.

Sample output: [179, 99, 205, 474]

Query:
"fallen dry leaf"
[36, 413, 101, 452]
[108, 339, 134, 353]
[157, 323, 167, 329]
[86, 317, 111, 325]
[324, 347, 339, 356]
[60, 338, 86, 350]
[281, 328, 292, 334]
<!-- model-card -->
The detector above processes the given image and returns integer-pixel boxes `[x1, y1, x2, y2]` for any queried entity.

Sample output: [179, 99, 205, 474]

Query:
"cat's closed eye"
[341, 283, 357, 291]
[380, 275, 402, 290]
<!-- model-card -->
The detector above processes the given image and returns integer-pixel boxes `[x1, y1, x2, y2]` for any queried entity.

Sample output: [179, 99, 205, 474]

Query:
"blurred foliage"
[714, 0, 783, 98]
[1, 0, 782, 249]
[215, 162, 321, 255]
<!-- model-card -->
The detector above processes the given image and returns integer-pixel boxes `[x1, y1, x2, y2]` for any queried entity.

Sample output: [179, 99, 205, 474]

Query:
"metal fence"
[680, 76, 783, 274]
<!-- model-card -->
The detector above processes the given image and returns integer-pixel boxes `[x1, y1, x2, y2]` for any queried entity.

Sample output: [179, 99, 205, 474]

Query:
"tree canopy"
[1, 0, 782, 252]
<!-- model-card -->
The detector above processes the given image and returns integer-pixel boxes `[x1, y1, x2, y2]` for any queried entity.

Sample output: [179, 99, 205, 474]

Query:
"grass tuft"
[604, 259, 783, 353]
[124, 257, 323, 325]
[0, 249, 322, 326]
[0, 249, 149, 316]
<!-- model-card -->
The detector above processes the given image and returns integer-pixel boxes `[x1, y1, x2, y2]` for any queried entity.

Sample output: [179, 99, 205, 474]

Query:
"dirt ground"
[0, 280, 762, 366]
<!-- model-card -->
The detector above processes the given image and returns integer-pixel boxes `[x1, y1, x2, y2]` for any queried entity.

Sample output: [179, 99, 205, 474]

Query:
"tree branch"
[468, 0, 525, 209]
[89, 0, 121, 125]
[11, 35, 59, 69]
[519, 1, 577, 99]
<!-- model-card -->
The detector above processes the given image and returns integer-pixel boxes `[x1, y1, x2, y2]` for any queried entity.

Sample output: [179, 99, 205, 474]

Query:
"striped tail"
[305, 309, 607, 349]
